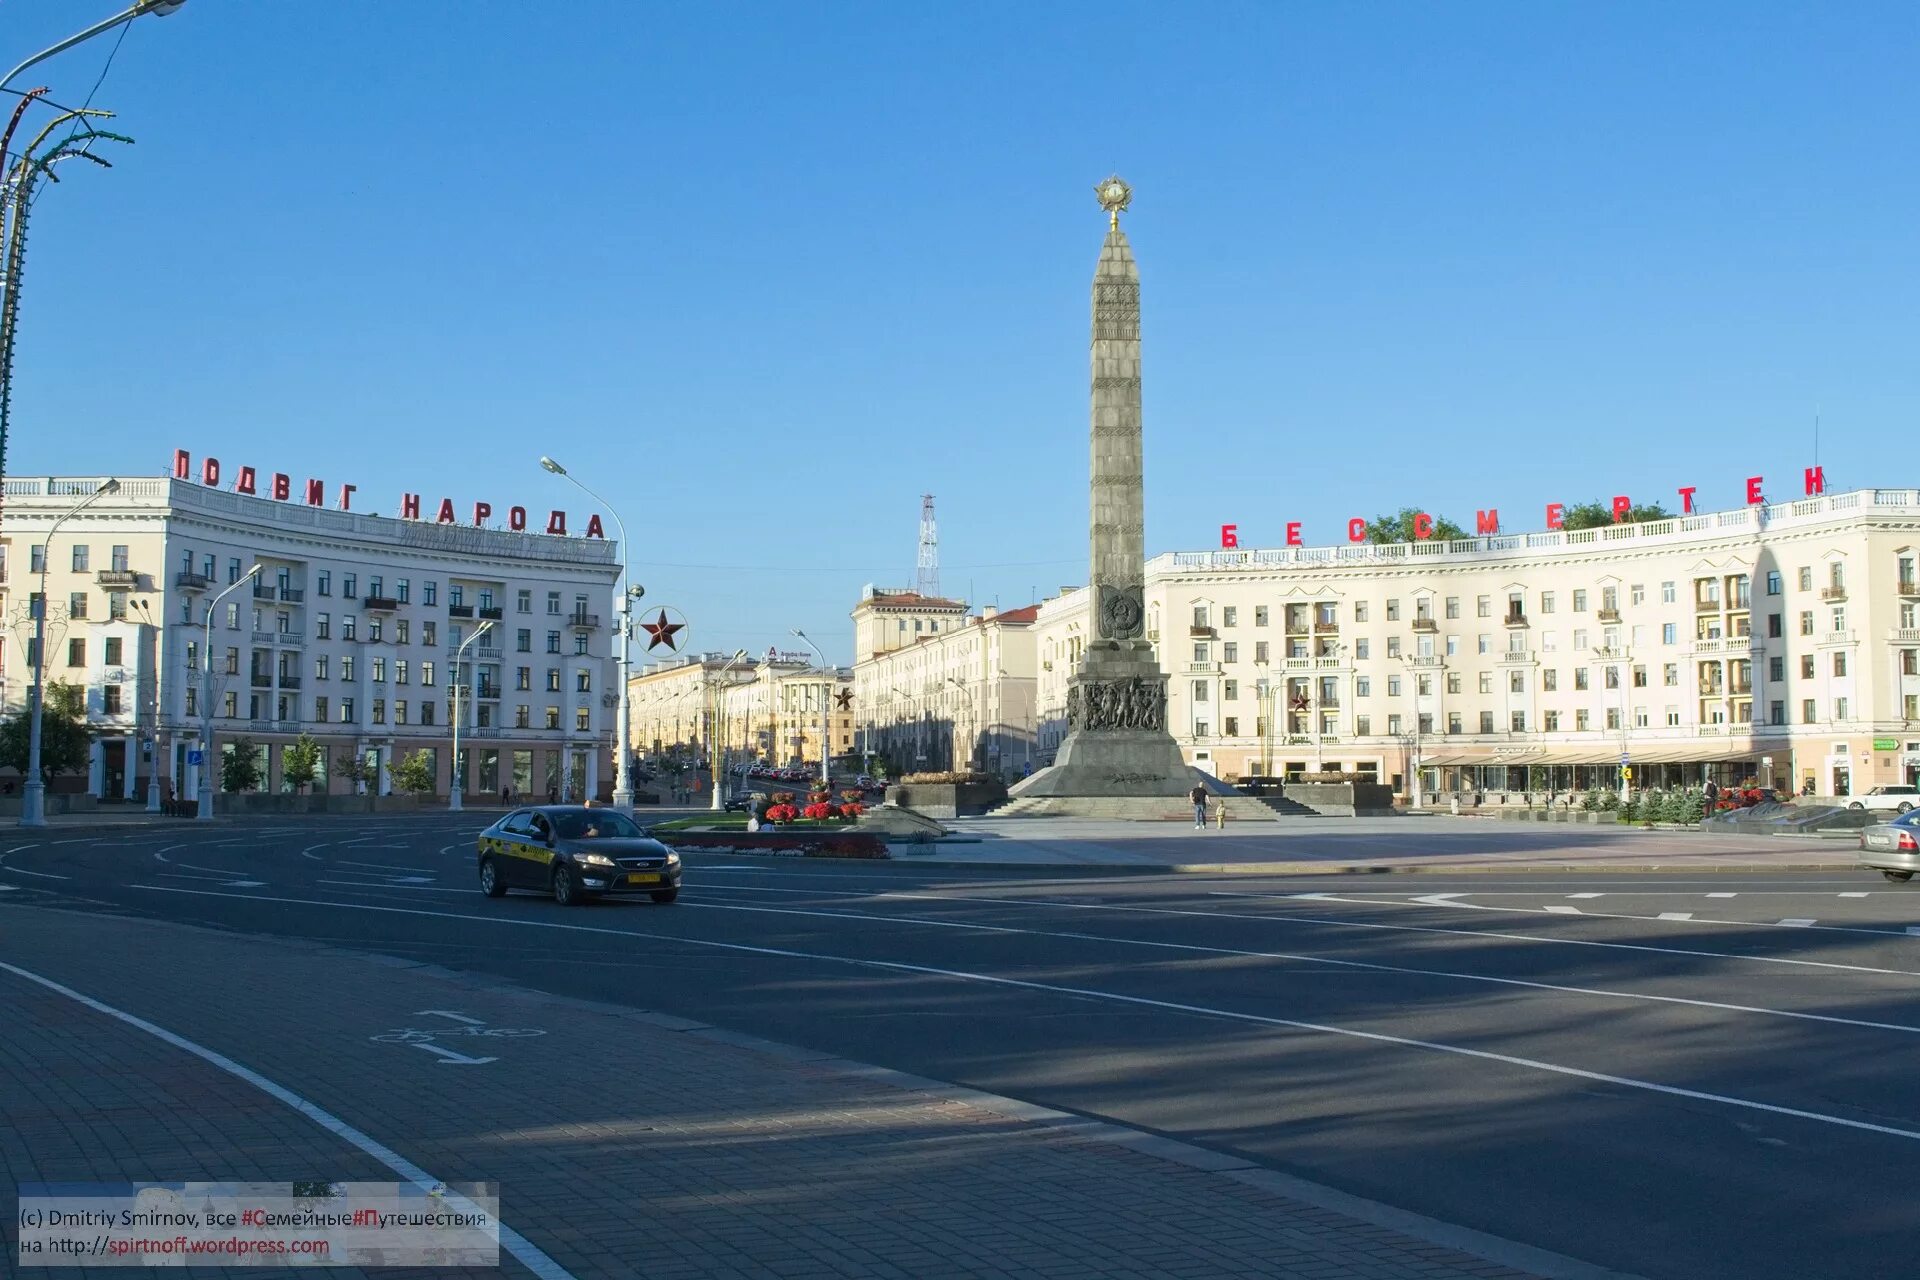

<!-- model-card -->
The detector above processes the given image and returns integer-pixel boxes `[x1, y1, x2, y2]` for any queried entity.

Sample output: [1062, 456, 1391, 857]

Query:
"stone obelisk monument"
[1010, 176, 1196, 807]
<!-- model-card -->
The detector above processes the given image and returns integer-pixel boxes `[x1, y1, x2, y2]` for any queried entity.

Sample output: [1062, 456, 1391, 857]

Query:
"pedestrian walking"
[1189, 781, 1210, 829]
[1703, 778, 1721, 806]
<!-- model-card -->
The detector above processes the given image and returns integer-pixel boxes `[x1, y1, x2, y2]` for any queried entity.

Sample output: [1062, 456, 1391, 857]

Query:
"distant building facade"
[1033, 487, 1920, 799]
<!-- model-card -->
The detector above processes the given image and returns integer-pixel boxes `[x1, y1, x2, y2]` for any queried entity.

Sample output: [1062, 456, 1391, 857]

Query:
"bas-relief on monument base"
[1011, 644, 1196, 799]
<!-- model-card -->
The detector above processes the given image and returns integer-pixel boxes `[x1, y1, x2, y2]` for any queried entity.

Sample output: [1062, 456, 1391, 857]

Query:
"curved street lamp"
[0, 0, 189, 96]
[791, 628, 830, 789]
[19, 477, 118, 825]
[448, 619, 495, 810]
[197, 563, 262, 820]
[539, 455, 635, 811]
[708, 648, 749, 811]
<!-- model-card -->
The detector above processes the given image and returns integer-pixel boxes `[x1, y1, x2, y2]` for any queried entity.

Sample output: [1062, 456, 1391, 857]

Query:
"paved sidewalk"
[0, 905, 1600, 1280]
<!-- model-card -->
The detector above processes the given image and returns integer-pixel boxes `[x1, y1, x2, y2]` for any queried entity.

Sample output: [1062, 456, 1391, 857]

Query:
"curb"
[678, 849, 1856, 875]
[1, 903, 1646, 1280]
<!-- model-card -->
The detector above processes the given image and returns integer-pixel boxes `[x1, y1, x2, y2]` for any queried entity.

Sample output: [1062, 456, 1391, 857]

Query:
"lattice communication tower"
[915, 494, 939, 598]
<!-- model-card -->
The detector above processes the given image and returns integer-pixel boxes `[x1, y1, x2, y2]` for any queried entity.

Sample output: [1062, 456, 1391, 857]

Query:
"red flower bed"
[801, 802, 835, 821]
[839, 802, 863, 818]
[765, 803, 798, 823]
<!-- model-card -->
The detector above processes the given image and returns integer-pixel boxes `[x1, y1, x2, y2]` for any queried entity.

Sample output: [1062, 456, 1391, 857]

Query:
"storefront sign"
[169, 449, 604, 538]
[1874, 738, 1900, 752]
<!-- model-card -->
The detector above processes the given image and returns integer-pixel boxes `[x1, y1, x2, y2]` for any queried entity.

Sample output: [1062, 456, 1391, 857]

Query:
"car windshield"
[552, 811, 644, 840]
[1893, 810, 1920, 827]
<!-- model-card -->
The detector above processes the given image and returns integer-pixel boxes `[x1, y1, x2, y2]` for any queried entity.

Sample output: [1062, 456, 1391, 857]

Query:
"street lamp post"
[448, 620, 495, 810]
[1398, 655, 1425, 810]
[131, 597, 161, 813]
[197, 564, 261, 821]
[19, 478, 118, 827]
[791, 629, 830, 789]
[1595, 646, 1633, 802]
[538, 456, 635, 812]
[0, 0, 189, 96]
[709, 649, 748, 811]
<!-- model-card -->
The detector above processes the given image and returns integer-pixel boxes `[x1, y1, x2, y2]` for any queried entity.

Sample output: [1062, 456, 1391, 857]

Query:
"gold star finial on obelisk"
[1095, 174, 1132, 230]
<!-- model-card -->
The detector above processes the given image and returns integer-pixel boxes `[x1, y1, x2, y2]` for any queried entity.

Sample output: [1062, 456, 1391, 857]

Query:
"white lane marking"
[299, 843, 332, 862]
[393, 876, 437, 884]
[680, 895, 1920, 1038]
[316, 880, 470, 894]
[159, 872, 259, 885]
[1908, 927, 1920, 937]
[1839, 893, 1869, 898]
[2, 844, 42, 855]
[177, 862, 250, 877]
[0, 958, 577, 1280]
[0, 884, 17, 891]
[1568, 893, 1605, 899]
[224, 881, 266, 889]
[418, 1010, 487, 1025]
[1410, 893, 1467, 906]
[1215, 890, 1920, 943]
[752, 885, 1920, 980]
[1541, 905, 1581, 914]
[1707, 892, 1737, 898]
[2, 866, 69, 880]
[152, 843, 186, 864]
[108, 886, 1920, 1148]
[1658, 913, 1694, 921]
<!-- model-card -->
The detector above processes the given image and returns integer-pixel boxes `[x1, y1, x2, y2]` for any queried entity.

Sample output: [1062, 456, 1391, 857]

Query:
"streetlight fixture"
[0, 0, 189, 96]
[448, 619, 495, 810]
[538, 455, 636, 812]
[1594, 645, 1633, 802]
[1397, 654, 1426, 810]
[791, 628, 831, 789]
[197, 563, 262, 820]
[131, 597, 161, 813]
[19, 478, 118, 826]
[709, 648, 750, 811]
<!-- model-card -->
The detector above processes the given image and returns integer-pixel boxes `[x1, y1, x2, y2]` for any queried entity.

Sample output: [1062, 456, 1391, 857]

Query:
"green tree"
[391, 749, 437, 796]
[0, 681, 91, 781]
[1560, 500, 1674, 531]
[334, 749, 379, 793]
[1363, 507, 1470, 544]
[281, 734, 323, 793]
[221, 739, 264, 793]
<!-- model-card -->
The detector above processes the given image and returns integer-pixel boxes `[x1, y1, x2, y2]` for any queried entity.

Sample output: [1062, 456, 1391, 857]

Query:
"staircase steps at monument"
[1258, 794, 1320, 817]
[988, 794, 1286, 821]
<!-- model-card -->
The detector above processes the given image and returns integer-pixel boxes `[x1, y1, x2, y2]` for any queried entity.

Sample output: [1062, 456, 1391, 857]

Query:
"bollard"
[1450, 797, 1460, 815]
[1216, 803, 1226, 830]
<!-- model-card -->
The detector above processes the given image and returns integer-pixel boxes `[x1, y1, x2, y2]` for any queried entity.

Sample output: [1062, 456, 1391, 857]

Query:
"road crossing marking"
[1839, 893, 1869, 898]
[1707, 892, 1736, 898]
[1567, 893, 1605, 899]
[1658, 912, 1694, 921]
[1541, 905, 1582, 914]
[1778, 919, 1815, 928]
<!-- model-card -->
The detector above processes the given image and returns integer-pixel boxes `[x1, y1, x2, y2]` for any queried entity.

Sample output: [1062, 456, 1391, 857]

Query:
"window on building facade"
[67, 638, 85, 666]
[1222, 606, 1237, 627]
[1800, 698, 1816, 723]
[1222, 641, 1238, 663]
[311, 695, 327, 722]
[224, 647, 239, 675]
[1253, 641, 1269, 663]
[1541, 668, 1556, 692]
[343, 616, 357, 641]
[1799, 654, 1815, 679]
[1443, 597, 1459, 620]
[573, 632, 589, 656]
[1477, 710, 1493, 733]
[220, 690, 236, 718]
[1836, 696, 1850, 720]
[1355, 676, 1370, 697]
[547, 591, 562, 615]
[1354, 638, 1369, 659]
[342, 574, 357, 599]
[1477, 595, 1492, 618]
[101, 684, 121, 715]
[420, 661, 435, 687]
[1632, 665, 1647, 688]
[340, 698, 356, 723]
[1355, 715, 1370, 735]
[449, 584, 464, 608]
[1224, 716, 1239, 736]
[370, 618, 384, 643]
[1506, 671, 1523, 694]
[1387, 713, 1402, 735]
[1387, 675, 1402, 697]
[545, 706, 560, 729]
[517, 589, 531, 613]
[371, 657, 386, 683]
[1797, 566, 1812, 591]
[372, 699, 386, 725]
[1509, 710, 1525, 731]
[1254, 605, 1269, 626]
[1386, 636, 1401, 658]
[546, 631, 561, 653]
[1417, 674, 1433, 697]
[1834, 652, 1848, 677]
[1572, 668, 1588, 691]
[316, 613, 331, 639]
[1478, 672, 1492, 694]
[1572, 708, 1587, 731]
[1385, 599, 1399, 621]
[545, 668, 561, 692]
[1476, 634, 1489, 655]
[422, 581, 438, 606]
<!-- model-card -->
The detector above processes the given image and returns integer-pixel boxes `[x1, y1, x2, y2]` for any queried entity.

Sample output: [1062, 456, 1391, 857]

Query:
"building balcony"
[1405, 655, 1445, 669]
[1598, 608, 1621, 623]
[1821, 585, 1847, 602]
[277, 675, 303, 690]
[250, 673, 272, 688]
[1411, 618, 1439, 633]
[251, 629, 306, 646]
[447, 604, 475, 618]
[1189, 625, 1215, 638]
[175, 572, 212, 592]
[1900, 579, 1919, 597]
[1816, 630, 1857, 647]
[95, 569, 139, 588]
[1313, 621, 1339, 634]
[1889, 628, 1920, 644]
[1695, 598, 1721, 612]
[568, 612, 601, 630]
[363, 595, 399, 612]
[1504, 613, 1528, 628]
[1498, 649, 1534, 664]
[478, 606, 504, 621]
[1183, 662, 1222, 675]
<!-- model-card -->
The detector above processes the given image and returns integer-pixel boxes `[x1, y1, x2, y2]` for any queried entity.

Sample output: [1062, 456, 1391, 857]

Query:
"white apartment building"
[629, 652, 853, 769]
[850, 588, 1040, 777]
[0, 475, 620, 802]
[1033, 487, 1920, 799]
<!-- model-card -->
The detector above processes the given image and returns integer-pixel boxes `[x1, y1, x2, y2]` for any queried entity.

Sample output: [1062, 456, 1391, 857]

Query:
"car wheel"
[1883, 870, 1915, 883]
[1848, 802, 1864, 810]
[1900, 803, 1914, 814]
[552, 865, 583, 906]
[479, 858, 507, 898]
[650, 888, 680, 904]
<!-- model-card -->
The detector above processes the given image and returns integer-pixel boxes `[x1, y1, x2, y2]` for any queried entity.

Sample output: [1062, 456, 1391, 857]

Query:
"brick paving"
[0, 905, 1559, 1280]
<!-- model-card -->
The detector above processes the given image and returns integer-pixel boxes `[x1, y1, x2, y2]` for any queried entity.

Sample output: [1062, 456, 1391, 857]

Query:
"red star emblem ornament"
[641, 610, 685, 652]
[835, 690, 854, 710]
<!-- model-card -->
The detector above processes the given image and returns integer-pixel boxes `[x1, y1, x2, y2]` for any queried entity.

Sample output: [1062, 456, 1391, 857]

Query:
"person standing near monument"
[1189, 781, 1209, 829]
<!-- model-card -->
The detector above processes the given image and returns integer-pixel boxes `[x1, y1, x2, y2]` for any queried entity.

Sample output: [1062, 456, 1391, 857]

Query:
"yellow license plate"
[626, 872, 661, 885]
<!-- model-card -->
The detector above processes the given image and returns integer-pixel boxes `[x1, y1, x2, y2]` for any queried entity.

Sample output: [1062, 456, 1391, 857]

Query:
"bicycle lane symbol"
[370, 1009, 547, 1065]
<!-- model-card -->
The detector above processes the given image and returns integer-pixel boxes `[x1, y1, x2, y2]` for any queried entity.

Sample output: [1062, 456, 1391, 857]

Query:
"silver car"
[1857, 810, 1920, 882]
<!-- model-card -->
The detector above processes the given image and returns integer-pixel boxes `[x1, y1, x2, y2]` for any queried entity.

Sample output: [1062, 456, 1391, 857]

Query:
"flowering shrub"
[771, 791, 796, 804]
[801, 802, 835, 820]
[764, 803, 798, 823]
[840, 789, 864, 803]
[808, 792, 831, 805]
[839, 802, 863, 818]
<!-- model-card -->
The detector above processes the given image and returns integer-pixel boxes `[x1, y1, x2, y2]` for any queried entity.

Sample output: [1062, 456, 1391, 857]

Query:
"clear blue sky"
[6, 1, 1915, 663]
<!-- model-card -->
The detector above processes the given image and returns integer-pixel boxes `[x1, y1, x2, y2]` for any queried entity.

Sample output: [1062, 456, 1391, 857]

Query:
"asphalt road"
[4, 815, 1918, 1280]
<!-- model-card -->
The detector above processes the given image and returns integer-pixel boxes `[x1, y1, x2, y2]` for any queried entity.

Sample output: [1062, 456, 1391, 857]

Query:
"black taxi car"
[476, 805, 681, 905]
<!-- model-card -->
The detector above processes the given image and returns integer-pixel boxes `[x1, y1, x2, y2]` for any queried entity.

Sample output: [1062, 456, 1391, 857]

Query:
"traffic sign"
[187, 749, 204, 766]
